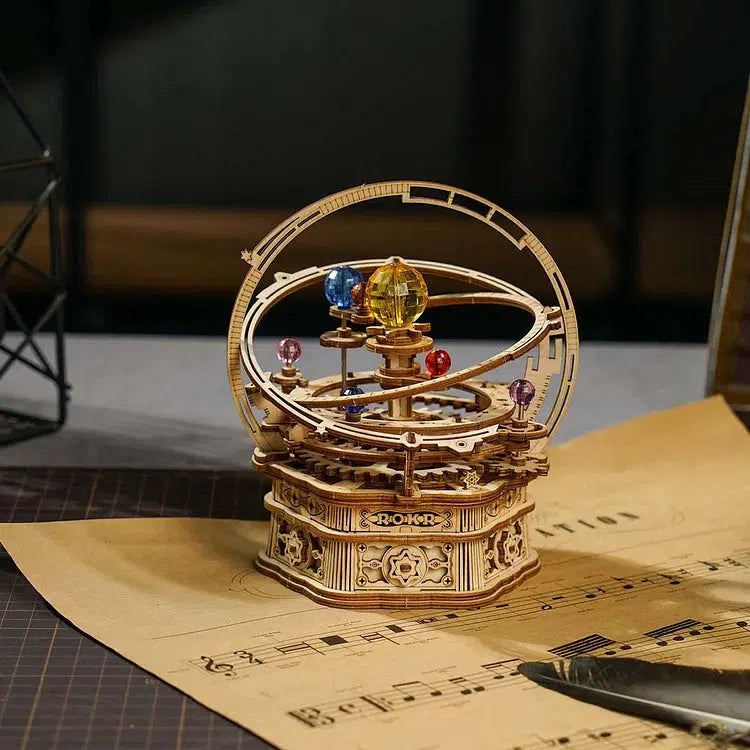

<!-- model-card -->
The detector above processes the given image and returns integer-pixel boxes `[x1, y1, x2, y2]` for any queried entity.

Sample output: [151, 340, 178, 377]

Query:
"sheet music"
[2, 397, 749, 749]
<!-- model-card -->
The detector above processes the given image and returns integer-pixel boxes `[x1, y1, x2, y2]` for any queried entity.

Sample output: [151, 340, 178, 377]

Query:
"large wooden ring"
[227, 181, 578, 448]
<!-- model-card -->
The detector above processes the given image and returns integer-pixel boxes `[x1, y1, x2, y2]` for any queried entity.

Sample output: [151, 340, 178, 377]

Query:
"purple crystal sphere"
[276, 337, 302, 366]
[509, 378, 535, 407]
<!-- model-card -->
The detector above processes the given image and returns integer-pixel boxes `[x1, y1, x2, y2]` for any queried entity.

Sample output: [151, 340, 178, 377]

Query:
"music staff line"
[552, 615, 750, 661]
[499, 718, 703, 750]
[287, 658, 525, 727]
[190, 551, 749, 677]
[285, 613, 750, 727]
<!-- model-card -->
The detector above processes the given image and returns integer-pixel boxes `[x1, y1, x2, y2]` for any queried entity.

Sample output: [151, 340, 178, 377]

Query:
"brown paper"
[2, 396, 750, 749]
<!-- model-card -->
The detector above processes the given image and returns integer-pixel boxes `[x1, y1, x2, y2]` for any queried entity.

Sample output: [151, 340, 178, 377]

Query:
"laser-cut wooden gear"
[227, 181, 578, 609]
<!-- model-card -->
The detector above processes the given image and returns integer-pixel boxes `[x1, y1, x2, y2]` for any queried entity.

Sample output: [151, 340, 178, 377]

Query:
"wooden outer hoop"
[227, 181, 578, 449]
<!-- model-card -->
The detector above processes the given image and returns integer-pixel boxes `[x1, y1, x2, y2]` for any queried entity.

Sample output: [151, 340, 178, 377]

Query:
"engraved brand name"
[366, 511, 448, 528]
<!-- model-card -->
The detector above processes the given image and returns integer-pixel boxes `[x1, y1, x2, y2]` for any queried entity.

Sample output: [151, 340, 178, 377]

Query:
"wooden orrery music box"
[227, 181, 578, 609]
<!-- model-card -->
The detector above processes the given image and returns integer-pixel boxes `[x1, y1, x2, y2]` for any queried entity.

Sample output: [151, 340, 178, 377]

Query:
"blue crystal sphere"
[324, 266, 364, 309]
[342, 386, 366, 414]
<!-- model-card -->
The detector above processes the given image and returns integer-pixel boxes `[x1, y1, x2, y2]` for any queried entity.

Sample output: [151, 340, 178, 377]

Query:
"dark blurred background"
[2, 0, 750, 341]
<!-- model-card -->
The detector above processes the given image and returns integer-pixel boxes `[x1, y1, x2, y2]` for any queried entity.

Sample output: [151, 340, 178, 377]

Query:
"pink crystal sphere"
[425, 349, 451, 377]
[509, 378, 535, 407]
[276, 337, 302, 366]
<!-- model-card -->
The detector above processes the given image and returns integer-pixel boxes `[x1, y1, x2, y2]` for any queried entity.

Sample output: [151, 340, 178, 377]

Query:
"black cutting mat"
[0, 468, 274, 750]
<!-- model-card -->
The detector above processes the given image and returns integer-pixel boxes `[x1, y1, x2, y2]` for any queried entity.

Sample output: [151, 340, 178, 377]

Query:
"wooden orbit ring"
[227, 181, 578, 451]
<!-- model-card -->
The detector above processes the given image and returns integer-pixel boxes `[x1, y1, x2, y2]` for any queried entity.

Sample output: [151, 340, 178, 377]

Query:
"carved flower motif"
[501, 523, 525, 565]
[284, 529, 307, 568]
[387, 548, 425, 586]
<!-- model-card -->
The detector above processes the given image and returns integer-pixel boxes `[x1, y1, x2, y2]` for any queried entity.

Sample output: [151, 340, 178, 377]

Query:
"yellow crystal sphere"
[365, 258, 428, 328]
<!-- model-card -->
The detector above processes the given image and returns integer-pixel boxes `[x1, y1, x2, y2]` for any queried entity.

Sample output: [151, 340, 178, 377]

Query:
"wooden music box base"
[254, 477, 541, 609]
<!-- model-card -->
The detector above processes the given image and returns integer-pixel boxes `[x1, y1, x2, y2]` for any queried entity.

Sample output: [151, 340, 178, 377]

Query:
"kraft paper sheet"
[2, 396, 750, 749]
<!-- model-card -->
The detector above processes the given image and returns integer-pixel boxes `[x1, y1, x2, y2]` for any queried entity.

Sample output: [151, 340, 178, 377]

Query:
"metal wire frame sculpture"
[0, 71, 68, 445]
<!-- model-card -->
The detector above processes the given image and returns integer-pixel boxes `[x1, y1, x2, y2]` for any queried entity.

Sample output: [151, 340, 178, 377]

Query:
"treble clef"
[200, 655, 235, 677]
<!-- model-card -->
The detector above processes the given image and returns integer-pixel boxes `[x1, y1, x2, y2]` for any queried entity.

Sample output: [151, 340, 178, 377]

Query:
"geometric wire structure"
[0, 70, 69, 445]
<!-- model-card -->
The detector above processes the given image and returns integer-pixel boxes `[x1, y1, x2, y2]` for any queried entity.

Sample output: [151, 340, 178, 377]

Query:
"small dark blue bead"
[342, 386, 365, 414]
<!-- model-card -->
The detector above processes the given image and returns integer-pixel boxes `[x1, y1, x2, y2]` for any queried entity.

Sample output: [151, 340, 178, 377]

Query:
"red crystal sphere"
[509, 378, 535, 407]
[276, 337, 302, 366]
[425, 349, 451, 377]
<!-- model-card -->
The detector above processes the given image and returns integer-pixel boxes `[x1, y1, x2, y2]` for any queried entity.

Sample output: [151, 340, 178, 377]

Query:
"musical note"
[699, 560, 720, 571]
[493, 721, 692, 749]
[275, 641, 322, 655]
[549, 634, 616, 658]
[643, 619, 702, 640]
[288, 663, 510, 726]
[724, 557, 746, 567]
[658, 574, 682, 586]
[613, 577, 636, 591]
[361, 631, 397, 644]
[320, 634, 347, 646]
[448, 676, 485, 695]
[481, 659, 521, 679]
[574, 584, 609, 601]
[392, 680, 443, 702]
[587, 729, 615, 741]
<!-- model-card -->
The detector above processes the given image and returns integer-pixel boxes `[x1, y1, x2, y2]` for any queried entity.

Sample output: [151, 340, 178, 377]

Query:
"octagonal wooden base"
[254, 479, 541, 609]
